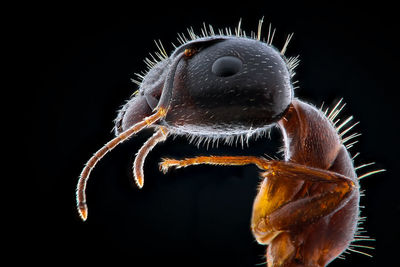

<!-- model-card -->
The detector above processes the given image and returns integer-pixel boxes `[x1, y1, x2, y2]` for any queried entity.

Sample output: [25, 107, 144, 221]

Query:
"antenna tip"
[78, 204, 88, 221]
[136, 179, 144, 189]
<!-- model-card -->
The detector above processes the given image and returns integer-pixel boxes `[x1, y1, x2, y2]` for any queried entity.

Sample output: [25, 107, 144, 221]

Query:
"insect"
[76, 19, 384, 266]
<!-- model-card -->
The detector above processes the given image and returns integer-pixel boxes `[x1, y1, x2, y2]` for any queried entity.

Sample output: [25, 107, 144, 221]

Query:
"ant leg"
[133, 127, 169, 188]
[251, 160, 356, 246]
[159, 155, 271, 173]
[252, 161, 357, 267]
[159, 156, 356, 241]
[256, 161, 355, 223]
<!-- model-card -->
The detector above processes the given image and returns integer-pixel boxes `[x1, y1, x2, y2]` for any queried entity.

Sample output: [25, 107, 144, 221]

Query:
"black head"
[79, 29, 296, 221]
[115, 35, 294, 137]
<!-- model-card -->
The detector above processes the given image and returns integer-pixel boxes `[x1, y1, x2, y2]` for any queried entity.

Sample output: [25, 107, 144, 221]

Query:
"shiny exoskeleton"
[76, 24, 368, 267]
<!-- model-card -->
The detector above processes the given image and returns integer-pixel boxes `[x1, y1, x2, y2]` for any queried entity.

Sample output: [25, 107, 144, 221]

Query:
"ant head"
[80, 25, 297, 221]
[164, 36, 294, 136]
[116, 35, 294, 138]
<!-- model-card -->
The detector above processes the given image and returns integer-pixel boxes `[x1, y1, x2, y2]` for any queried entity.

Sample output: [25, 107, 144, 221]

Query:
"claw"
[159, 158, 179, 174]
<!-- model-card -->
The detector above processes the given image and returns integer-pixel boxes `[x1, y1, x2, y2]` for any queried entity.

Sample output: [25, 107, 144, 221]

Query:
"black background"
[20, 2, 399, 267]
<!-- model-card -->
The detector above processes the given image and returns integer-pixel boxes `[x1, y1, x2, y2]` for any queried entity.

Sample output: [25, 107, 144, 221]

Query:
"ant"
[76, 20, 384, 266]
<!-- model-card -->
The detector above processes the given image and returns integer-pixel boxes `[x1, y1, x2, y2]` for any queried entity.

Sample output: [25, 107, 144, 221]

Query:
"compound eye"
[211, 56, 243, 77]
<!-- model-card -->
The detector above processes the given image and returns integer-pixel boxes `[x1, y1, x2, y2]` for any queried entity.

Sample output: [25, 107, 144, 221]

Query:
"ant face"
[117, 36, 293, 138]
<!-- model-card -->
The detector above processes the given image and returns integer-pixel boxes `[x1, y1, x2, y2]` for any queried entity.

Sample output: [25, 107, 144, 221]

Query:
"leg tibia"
[158, 155, 355, 248]
[159, 155, 270, 173]
[158, 155, 356, 267]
